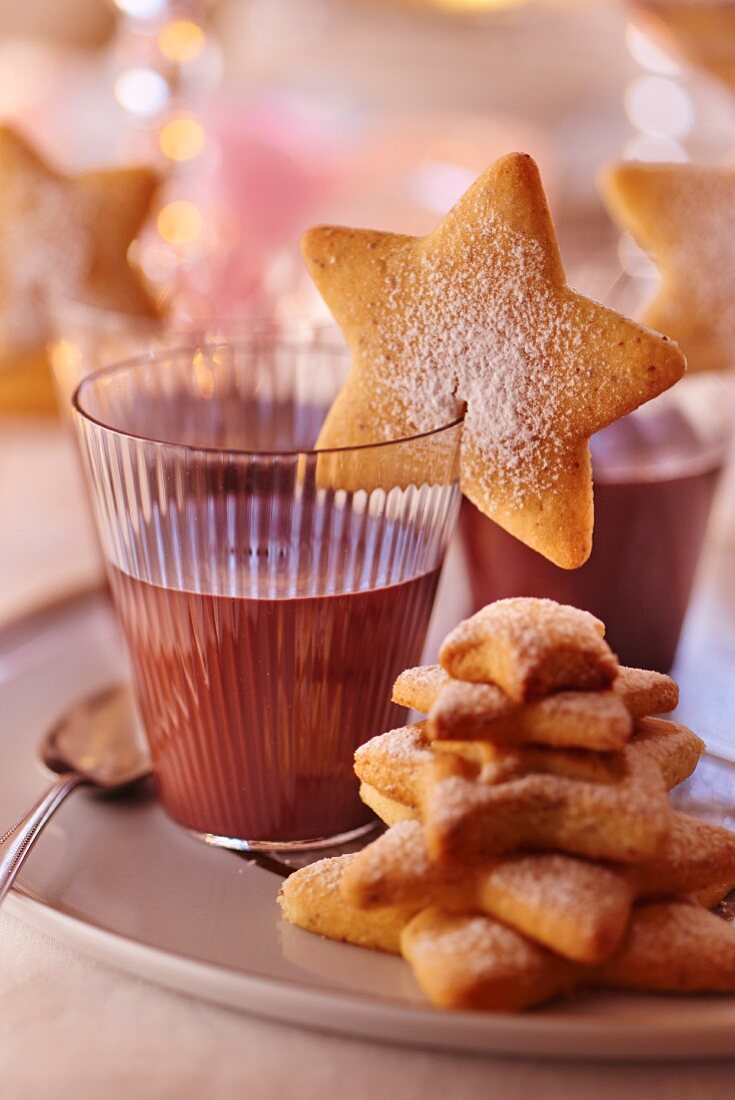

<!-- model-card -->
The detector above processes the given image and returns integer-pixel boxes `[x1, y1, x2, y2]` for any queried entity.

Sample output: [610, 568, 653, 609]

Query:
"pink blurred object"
[174, 96, 552, 322]
[333, 111, 553, 236]
[175, 95, 339, 321]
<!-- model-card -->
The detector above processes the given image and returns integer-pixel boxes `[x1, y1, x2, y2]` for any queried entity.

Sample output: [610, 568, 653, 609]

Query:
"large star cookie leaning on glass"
[602, 161, 735, 374]
[0, 125, 160, 366]
[302, 152, 685, 569]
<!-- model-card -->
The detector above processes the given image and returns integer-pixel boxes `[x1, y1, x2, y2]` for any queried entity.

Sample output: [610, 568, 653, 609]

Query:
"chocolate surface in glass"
[461, 410, 723, 671]
[110, 557, 439, 841]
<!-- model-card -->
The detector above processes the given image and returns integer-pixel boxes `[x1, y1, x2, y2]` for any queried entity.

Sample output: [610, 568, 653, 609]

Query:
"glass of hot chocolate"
[73, 333, 462, 849]
[460, 375, 731, 673]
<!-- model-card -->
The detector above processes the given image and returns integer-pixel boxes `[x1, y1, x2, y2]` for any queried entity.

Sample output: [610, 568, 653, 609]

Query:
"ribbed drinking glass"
[73, 334, 462, 850]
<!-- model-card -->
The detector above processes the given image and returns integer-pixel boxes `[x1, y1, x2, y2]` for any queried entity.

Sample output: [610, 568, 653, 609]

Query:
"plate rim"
[8, 882, 735, 1062]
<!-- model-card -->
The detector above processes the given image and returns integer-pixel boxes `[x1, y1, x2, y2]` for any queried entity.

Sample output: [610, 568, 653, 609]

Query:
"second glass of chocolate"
[73, 334, 462, 849]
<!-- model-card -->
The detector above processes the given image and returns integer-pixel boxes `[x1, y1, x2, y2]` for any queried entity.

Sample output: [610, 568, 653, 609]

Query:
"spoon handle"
[0, 773, 86, 906]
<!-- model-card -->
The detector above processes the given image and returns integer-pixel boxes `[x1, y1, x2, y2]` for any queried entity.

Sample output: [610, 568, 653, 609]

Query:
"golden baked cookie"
[277, 854, 418, 954]
[280, 847, 735, 985]
[0, 347, 58, 416]
[403, 901, 735, 1011]
[601, 161, 735, 373]
[596, 900, 735, 994]
[429, 683, 632, 750]
[394, 662, 678, 726]
[438, 598, 618, 701]
[341, 820, 634, 964]
[614, 665, 679, 717]
[354, 713, 701, 822]
[278, 599, 735, 1015]
[355, 723, 506, 809]
[0, 125, 159, 366]
[623, 811, 735, 900]
[354, 722, 434, 808]
[341, 810, 735, 962]
[302, 152, 685, 567]
[358, 781, 418, 826]
[392, 664, 452, 713]
[402, 905, 578, 1012]
[421, 745, 671, 864]
[630, 716, 704, 789]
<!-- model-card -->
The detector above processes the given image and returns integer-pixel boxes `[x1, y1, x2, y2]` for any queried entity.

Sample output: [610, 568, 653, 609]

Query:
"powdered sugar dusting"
[0, 174, 89, 350]
[393, 664, 449, 710]
[443, 598, 607, 658]
[287, 854, 351, 893]
[487, 852, 625, 919]
[399, 664, 446, 689]
[360, 820, 433, 881]
[408, 911, 550, 980]
[356, 724, 433, 765]
[667, 173, 735, 330]
[424, 914, 497, 958]
[0, 160, 91, 349]
[371, 205, 594, 507]
[429, 775, 476, 829]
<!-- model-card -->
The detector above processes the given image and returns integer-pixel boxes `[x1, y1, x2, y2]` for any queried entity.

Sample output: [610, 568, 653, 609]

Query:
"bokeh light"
[625, 75, 694, 139]
[157, 200, 204, 246]
[623, 133, 689, 162]
[159, 117, 206, 161]
[428, 0, 526, 10]
[158, 20, 207, 64]
[618, 232, 658, 279]
[192, 349, 215, 398]
[114, 68, 170, 117]
[112, 0, 167, 18]
[626, 24, 680, 76]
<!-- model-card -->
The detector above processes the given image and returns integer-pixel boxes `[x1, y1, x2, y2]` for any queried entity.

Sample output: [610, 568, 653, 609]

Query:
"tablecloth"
[3, 909, 735, 1100]
[0, 423, 103, 628]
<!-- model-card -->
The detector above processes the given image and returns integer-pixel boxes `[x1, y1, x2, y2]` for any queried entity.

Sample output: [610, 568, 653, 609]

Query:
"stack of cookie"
[279, 598, 735, 1012]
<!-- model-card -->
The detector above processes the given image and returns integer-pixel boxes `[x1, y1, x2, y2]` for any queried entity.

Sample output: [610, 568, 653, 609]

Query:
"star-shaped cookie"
[302, 153, 685, 568]
[0, 125, 160, 365]
[602, 161, 735, 374]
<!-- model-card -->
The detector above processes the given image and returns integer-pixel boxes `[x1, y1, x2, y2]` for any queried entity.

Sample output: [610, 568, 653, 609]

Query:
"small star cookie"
[0, 125, 159, 365]
[438, 598, 618, 702]
[602, 160, 735, 373]
[302, 153, 685, 569]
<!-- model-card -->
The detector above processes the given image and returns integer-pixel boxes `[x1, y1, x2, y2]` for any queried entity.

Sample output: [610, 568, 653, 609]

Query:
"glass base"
[187, 819, 377, 853]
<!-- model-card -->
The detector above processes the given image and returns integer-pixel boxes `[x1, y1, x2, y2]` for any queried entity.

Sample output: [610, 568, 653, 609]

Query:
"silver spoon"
[0, 684, 151, 905]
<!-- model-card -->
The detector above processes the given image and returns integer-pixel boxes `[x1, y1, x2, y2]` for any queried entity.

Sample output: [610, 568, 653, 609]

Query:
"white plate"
[3, 583, 735, 1062]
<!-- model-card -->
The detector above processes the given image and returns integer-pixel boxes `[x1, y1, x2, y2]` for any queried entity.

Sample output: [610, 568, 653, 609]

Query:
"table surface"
[2, 419, 735, 1099]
